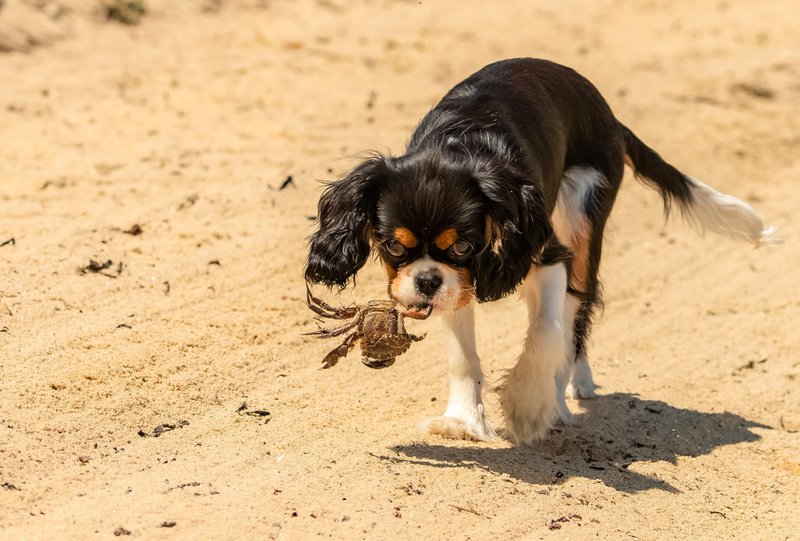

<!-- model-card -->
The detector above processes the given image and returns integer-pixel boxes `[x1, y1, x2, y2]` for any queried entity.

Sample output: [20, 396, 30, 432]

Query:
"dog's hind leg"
[556, 293, 581, 423]
[556, 162, 624, 400]
[569, 287, 600, 399]
[551, 166, 610, 405]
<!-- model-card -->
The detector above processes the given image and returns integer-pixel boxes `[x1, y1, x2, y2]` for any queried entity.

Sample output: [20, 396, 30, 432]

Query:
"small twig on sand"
[448, 504, 485, 517]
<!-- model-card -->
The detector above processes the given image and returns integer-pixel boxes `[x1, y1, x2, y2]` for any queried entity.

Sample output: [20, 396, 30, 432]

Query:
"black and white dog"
[305, 58, 776, 445]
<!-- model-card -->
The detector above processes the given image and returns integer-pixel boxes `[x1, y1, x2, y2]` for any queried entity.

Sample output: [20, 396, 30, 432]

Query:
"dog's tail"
[621, 123, 778, 246]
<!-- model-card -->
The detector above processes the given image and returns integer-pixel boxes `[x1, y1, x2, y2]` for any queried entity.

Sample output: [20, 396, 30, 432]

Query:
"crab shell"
[359, 300, 414, 369]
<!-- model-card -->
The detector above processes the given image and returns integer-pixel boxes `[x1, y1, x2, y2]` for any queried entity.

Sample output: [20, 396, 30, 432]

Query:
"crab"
[305, 287, 432, 369]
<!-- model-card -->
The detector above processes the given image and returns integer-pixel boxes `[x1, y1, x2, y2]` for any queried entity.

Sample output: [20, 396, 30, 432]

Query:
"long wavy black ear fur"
[305, 157, 387, 287]
[472, 166, 553, 302]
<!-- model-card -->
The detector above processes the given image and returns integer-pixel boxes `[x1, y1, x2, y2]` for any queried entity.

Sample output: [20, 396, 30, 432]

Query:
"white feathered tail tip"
[684, 177, 782, 247]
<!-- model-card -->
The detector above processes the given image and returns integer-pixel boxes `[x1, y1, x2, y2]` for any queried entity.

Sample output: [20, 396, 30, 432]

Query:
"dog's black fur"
[306, 58, 696, 356]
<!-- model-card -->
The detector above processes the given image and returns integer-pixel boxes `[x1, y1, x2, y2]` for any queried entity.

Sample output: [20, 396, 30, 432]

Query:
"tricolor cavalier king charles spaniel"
[305, 58, 776, 445]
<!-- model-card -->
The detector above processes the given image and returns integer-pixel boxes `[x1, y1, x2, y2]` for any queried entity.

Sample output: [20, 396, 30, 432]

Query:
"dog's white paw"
[497, 376, 557, 445]
[556, 368, 575, 424]
[569, 355, 598, 399]
[556, 395, 575, 425]
[420, 407, 496, 442]
[568, 381, 597, 399]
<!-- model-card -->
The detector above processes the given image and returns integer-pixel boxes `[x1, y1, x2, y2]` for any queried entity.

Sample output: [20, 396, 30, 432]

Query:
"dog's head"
[305, 149, 551, 311]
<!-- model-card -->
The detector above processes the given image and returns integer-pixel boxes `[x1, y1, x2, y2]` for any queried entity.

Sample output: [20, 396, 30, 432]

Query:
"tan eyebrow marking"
[434, 228, 458, 250]
[393, 227, 419, 248]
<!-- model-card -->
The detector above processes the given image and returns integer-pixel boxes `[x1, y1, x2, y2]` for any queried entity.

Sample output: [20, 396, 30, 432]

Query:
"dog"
[304, 58, 776, 445]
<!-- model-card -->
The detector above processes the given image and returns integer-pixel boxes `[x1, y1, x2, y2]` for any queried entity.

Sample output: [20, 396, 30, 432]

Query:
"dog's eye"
[450, 240, 472, 257]
[384, 240, 407, 258]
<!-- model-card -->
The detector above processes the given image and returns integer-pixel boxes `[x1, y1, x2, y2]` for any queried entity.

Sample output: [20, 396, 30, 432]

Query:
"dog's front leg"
[498, 264, 568, 445]
[420, 302, 496, 441]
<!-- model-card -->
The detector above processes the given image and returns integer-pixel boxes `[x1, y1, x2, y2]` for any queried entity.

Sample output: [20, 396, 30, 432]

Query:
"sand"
[1, 0, 798, 538]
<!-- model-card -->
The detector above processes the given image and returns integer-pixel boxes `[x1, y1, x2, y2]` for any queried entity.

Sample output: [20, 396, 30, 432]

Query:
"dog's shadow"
[388, 393, 769, 493]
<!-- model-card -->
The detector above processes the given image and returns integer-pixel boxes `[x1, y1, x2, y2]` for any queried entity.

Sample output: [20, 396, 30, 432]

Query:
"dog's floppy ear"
[305, 156, 387, 288]
[471, 166, 552, 302]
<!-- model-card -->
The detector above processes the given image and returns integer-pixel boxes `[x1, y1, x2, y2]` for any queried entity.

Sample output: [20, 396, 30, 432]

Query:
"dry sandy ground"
[1, 1, 799, 539]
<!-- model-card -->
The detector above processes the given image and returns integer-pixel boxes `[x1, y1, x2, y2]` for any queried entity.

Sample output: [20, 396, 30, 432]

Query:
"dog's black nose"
[415, 271, 443, 297]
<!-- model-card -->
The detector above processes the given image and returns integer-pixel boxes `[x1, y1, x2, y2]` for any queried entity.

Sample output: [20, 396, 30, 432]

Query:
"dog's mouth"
[388, 287, 433, 316]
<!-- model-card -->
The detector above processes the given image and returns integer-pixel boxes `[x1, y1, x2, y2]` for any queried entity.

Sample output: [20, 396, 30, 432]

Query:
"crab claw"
[402, 305, 433, 320]
[321, 342, 350, 369]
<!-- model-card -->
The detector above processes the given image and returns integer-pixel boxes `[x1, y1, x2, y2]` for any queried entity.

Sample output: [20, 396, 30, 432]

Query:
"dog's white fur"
[551, 167, 606, 245]
[556, 294, 582, 424]
[685, 177, 779, 246]
[568, 352, 598, 399]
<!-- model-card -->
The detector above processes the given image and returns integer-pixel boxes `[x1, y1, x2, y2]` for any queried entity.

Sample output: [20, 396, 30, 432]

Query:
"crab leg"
[397, 311, 407, 335]
[306, 285, 359, 319]
[306, 313, 362, 339]
[397, 312, 427, 343]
